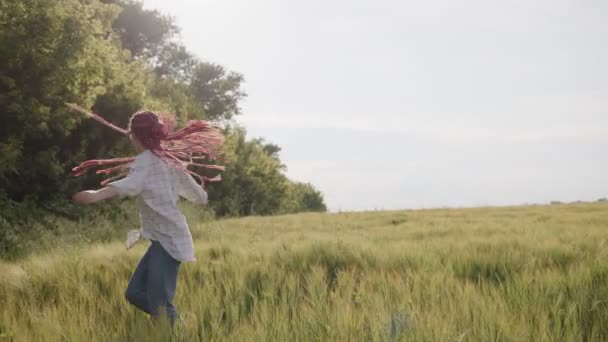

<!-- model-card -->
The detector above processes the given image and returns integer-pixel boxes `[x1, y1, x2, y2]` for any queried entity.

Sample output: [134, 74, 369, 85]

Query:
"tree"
[108, 0, 246, 122]
[205, 127, 327, 216]
[0, 0, 143, 201]
[0, 0, 326, 218]
[188, 62, 246, 121]
[282, 182, 327, 213]
[207, 127, 289, 216]
[107, 0, 179, 61]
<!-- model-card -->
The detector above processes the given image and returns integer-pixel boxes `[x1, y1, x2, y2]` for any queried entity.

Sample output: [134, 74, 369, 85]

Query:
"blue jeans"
[125, 240, 181, 324]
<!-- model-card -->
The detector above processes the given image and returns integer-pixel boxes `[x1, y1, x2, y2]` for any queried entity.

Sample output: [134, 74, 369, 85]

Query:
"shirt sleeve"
[108, 155, 147, 197]
[178, 171, 208, 205]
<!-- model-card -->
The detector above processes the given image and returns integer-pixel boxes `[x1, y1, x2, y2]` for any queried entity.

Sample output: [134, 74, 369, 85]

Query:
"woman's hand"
[73, 187, 119, 205]
[73, 191, 97, 205]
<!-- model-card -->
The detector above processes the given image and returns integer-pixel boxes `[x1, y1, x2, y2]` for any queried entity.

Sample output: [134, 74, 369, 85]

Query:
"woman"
[71, 109, 224, 324]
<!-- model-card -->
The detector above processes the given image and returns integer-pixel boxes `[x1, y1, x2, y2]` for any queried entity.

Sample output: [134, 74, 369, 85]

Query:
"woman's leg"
[125, 243, 153, 314]
[146, 240, 181, 324]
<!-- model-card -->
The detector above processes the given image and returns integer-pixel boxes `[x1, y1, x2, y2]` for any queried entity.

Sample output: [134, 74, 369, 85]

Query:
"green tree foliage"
[0, 0, 326, 223]
[108, 0, 246, 121]
[0, 0, 144, 201]
[109, 0, 179, 61]
[283, 182, 328, 213]
[207, 128, 327, 216]
[208, 128, 289, 216]
[188, 62, 246, 121]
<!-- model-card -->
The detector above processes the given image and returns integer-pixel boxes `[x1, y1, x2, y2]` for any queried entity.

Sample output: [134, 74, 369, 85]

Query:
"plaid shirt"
[109, 150, 207, 262]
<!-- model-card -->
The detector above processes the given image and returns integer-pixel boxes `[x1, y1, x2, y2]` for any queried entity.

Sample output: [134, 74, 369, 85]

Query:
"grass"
[0, 203, 607, 341]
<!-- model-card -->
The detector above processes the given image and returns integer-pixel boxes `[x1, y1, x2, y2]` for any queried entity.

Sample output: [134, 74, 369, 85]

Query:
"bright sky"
[143, 0, 608, 211]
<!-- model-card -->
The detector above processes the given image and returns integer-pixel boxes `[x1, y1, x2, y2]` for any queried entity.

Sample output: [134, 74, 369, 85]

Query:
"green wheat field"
[1, 203, 607, 341]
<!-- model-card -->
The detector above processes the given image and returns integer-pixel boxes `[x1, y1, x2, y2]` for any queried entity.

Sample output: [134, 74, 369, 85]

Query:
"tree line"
[0, 0, 326, 221]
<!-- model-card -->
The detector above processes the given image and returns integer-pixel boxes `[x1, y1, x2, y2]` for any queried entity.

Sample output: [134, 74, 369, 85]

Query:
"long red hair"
[67, 104, 225, 187]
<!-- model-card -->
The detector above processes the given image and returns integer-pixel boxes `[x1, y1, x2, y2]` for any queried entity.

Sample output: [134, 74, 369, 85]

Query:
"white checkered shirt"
[109, 150, 207, 262]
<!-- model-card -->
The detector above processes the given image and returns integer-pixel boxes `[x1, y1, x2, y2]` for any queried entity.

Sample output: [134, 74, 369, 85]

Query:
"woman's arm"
[73, 187, 119, 205]
[178, 172, 208, 206]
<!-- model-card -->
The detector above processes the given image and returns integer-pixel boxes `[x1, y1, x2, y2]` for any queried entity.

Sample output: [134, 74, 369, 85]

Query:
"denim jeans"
[125, 240, 181, 324]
